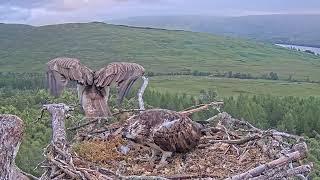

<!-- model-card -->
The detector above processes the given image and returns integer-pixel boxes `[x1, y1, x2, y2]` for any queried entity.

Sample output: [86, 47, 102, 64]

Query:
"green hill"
[112, 14, 320, 47]
[0, 22, 320, 81]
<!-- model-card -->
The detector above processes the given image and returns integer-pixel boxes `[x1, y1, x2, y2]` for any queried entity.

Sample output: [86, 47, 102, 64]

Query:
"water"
[275, 44, 320, 55]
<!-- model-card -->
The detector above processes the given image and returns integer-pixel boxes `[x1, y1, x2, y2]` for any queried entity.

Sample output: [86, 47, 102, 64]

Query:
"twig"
[120, 175, 169, 180]
[112, 109, 145, 116]
[179, 101, 224, 116]
[202, 134, 261, 145]
[218, 124, 240, 155]
[34, 107, 46, 123]
[67, 109, 144, 131]
[250, 164, 311, 180]
[268, 129, 304, 142]
[17, 166, 39, 180]
[166, 174, 219, 179]
[67, 118, 100, 131]
[226, 143, 308, 180]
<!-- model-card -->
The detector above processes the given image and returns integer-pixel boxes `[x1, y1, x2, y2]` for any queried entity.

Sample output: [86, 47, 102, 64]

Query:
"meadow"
[149, 76, 320, 97]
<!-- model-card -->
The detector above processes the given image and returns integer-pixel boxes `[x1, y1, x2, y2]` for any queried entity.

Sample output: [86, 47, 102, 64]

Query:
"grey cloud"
[0, 6, 30, 22]
[0, 0, 50, 8]
[0, 0, 319, 25]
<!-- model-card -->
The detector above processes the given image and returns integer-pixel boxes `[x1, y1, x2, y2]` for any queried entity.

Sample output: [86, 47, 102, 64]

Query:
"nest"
[39, 103, 312, 180]
[72, 134, 271, 179]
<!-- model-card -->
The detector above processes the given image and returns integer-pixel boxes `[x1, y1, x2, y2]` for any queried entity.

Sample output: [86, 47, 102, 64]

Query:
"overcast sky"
[1, 0, 319, 25]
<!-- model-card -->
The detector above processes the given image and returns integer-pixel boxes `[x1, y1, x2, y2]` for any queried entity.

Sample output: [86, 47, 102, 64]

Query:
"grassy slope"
[112, 14, 320, 47]
[0, 22, 320, 82]
[149, 76, 320, 97]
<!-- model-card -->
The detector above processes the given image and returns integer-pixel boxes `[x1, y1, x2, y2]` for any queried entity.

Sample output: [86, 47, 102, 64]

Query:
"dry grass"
[72, 131, 271, 178]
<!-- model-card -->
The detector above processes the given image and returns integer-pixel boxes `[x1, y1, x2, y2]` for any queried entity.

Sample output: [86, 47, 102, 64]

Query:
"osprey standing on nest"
[123, 109, 203, 168]
[46, 57, 147, 118]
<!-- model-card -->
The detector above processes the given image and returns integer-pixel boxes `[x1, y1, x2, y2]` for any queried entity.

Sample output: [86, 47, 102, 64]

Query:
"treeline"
[0, 72, 46, 90]
[224, 95, 320, 136]
[146, 70, 280, 80]
[0, 71, 318, 92]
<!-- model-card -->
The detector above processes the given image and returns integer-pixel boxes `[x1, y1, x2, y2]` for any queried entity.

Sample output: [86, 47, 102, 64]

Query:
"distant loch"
[276, 44, 320, 55]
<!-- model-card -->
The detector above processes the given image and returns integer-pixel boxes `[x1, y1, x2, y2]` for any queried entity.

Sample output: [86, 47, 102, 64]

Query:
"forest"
[0, 73, 319, 178]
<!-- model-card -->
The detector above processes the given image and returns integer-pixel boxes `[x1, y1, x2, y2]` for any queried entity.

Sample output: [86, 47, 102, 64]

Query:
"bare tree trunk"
[39, 104, 73, 180]
[138, 76, 149, 110]
[44, 104, 71, 144]
[39, 104, 119, 179]
[0, 114, 29, 180]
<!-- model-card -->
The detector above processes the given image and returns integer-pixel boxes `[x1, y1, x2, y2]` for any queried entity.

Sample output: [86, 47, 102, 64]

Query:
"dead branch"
[67, 109, 143, 131]
[226, 142, 308, 180]
[67, 118, 100, 131]
[179, 101, 224, 116]
[200, 134, 261, 147]
[166, 174, 218, 179]
[138, 76, 149, 110]
[38, 103, 128, 180]
[36, 107, 46, 122]
[120, 175, 168, 180]
[250, 164, 312, 180]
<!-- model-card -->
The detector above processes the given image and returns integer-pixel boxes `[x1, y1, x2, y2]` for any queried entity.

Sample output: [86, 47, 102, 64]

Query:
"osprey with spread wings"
[46, 57, 146, 118]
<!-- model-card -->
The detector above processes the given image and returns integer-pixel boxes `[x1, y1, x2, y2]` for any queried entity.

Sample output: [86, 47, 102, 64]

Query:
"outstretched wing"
[46, 57, 93, 97]
[94, 62, 145, 104]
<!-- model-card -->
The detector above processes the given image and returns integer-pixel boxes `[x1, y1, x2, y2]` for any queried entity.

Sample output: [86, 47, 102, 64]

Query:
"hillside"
[111, 14, 320, 47]
[1, 22, 320, 82]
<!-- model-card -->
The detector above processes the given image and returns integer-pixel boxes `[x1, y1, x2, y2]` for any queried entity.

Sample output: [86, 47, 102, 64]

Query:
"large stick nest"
[40, 103, 312, 180]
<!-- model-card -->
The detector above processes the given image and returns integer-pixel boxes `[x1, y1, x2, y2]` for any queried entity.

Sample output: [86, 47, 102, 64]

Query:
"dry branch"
[250, 164, 312, 180]
[201, 134, 261, 145]
[67, 109, 144, 131]
[138, 76, 149, 110]
[179, 101, 224, 116]
[38, 103, 131, 180]
[225, 143, 307, 179]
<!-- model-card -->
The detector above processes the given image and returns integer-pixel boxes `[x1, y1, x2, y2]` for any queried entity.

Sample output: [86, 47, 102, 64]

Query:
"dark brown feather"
[46, 58, 145, 118]
[81, 86, 111, 118]
[94, 62, 145, 104]
[46, 57, 93, 97]
[124, 109, 202, 153]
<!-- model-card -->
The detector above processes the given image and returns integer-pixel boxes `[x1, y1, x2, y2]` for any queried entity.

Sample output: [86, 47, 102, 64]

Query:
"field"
[1, 22, 320, 82]
[149, 76, 320, 97]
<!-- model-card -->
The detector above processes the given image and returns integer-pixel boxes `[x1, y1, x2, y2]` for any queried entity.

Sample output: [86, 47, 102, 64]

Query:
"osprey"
[123, 109, 203, 167]
[46, 57, 146, 118]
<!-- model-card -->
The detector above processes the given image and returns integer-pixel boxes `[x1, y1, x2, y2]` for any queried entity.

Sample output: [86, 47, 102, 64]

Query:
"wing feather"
[94, 62, 145, 104]
[117, 75, 139, 104]
[46, 57, 93, 97]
